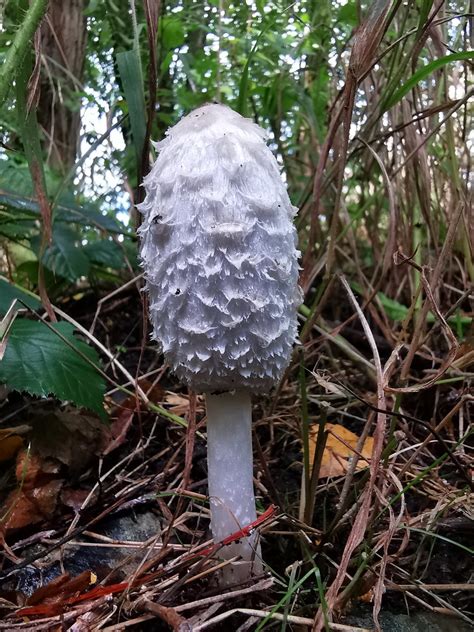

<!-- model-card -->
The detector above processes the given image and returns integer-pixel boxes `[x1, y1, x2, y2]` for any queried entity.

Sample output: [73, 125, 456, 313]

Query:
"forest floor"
[0, 285, 472, 631]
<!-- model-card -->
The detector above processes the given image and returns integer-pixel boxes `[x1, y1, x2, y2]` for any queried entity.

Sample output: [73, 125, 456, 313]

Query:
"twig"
[193, 608, 371, 631]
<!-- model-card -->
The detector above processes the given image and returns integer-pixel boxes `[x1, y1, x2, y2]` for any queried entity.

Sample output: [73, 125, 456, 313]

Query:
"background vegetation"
[0, 0, 472, 629]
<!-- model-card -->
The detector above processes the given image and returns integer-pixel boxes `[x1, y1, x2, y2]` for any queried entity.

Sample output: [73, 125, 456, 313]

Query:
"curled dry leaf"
[1, 451, 63, 533]
[14, 448, 61, 487]
[309, 423, 374, 479]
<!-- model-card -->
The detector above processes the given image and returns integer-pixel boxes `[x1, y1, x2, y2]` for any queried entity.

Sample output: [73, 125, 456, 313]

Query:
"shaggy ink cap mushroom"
[138, 103, 302, 393]
[139, 103, 302, 584]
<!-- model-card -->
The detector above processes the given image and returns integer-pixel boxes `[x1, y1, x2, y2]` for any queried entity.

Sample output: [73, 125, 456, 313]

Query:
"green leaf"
[352, 286, 472, 326]
[417, 0, 434, 31]
[16, 36, 52, 260]
[162, 16, 186, 50]
[35, 225, 90, 282]
[0, 277, 41, 316]
[237, 8, 291, 116]
[116, 49, 147, 165]
[83, 239, 125, 269]
[55, 198, 126, 233]
[338, 2, 358, 26]
[0, 189, 39, 214]
[0, 160, 36, 196]
[385, 51, 474, 110]
[237, 34, 265, 117]
[0, 319, 106, 416]
[0, 187, 128, 235]
[14, 261, 63, 295]
[376, 292, 409, 321]
[0, 217, 36, 240]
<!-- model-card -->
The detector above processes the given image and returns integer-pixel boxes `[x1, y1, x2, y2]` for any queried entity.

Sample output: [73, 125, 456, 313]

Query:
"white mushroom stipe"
[206, 390, 262, 583]
[138, 103, 302, 584]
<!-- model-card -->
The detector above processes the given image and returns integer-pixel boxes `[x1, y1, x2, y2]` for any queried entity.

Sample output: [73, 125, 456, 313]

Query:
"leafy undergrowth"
[0, 286, 472, 631]
[0, 0, 473, 630]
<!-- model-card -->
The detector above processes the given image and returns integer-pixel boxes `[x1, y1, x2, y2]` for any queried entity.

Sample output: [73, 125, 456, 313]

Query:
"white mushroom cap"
[139, 103, 302, 393]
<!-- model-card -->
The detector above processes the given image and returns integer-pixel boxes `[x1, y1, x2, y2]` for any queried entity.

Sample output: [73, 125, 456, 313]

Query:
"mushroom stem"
[206, 390, 263, 584]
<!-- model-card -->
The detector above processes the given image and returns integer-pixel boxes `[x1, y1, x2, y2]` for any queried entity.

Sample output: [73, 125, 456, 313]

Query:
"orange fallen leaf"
[358, 588, 374, 603]
[0, 431, 24, 462]
[0, 425, 30, 462]
[309, 423, 374, 479]
[15, 449, 61, 488]
[1, 451, 63, 533]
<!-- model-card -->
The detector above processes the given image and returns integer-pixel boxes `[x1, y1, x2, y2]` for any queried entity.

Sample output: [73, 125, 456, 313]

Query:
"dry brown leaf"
[102, 379, 166, 454]
[1, 480, 63, 532]
[100, 409, 134, 456]
[30, 410, 104, 477]
[0, 431, 24, 462]
[15, 448, 61, 487]
[309, 423, 374, 479]
[164, 392, 190, 415]
[60, 487, 90, 512]
[164, 391, 205, 415]
[358, 589, 374, 603]
[138, 378, 165, 403]
[1, 451, 63, 533]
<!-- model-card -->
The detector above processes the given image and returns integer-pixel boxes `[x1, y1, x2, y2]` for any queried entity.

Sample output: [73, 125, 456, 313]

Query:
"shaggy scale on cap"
[139, 103, 302, 393]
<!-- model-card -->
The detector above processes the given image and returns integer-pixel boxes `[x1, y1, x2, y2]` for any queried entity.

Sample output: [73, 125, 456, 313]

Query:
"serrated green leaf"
[0, 218, 35, 240]
[0, 277, 41, 316]
[0, 160, 36, 196]
[0, 319, 106, 416]
[0, 187, 127, 235]
[83, 239, 125, 269]
[33, 225, 90, 282]
[0, 189, 41, 214]
[55, 200, 125, 233]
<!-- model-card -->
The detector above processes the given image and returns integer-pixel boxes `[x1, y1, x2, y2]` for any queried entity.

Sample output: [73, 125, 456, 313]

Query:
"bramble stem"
[0, 0, 49, 107]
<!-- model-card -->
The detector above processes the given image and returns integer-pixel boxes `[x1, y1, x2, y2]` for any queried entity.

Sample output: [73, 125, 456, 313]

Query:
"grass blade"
[117, 49, 147, 166]
[385, 51, 474, 110]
